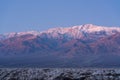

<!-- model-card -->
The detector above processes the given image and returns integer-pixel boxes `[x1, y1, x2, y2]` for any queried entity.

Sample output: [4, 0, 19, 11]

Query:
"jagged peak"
[1, 31, 40, 39]
[82, 24, 97, 27]
[17, 31, 39, 35]
[1, 24, 120, 40]
[71, 24, 120, 32]
[39, 24, 120, 36]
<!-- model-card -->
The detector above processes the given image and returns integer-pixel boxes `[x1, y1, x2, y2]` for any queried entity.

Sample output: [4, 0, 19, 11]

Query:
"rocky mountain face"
[0, 24, 120, 67]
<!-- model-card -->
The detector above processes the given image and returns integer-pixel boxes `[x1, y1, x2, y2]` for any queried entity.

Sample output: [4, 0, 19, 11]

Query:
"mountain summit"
[1, 24, 120, 40]
[0, 24, 120, 67]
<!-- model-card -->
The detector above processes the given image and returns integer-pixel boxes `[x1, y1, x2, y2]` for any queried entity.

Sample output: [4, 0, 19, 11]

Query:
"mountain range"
[0, 24, 120, 67]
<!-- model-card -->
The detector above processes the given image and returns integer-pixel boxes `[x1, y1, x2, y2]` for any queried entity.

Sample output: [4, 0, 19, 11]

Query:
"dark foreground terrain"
[0, 68, 120, 80]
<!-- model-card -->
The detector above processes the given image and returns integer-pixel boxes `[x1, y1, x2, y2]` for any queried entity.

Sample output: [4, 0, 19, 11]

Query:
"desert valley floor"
[0, 68, 120, 80]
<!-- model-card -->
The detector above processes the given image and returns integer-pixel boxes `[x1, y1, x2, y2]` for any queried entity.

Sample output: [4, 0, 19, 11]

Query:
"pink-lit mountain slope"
[0, 24, 120, 67]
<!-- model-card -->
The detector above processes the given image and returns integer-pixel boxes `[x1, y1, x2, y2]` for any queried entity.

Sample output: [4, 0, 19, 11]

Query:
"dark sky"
[0, 0, 120, 33]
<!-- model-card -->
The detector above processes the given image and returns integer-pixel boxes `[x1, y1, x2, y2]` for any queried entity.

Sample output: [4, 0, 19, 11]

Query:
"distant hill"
[0, 24, 120, 67]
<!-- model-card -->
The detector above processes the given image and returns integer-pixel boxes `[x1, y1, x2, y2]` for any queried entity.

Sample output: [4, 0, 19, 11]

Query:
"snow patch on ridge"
[0, 24, 120, 40]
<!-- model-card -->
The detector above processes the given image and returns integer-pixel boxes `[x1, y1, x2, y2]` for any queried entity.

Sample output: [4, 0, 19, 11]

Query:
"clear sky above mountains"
[0, 0, 120, 33]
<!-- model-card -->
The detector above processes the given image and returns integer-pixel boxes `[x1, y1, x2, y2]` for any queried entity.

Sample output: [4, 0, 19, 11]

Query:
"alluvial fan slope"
[0, 68, 120, 80]
[0, 24, 120, 67]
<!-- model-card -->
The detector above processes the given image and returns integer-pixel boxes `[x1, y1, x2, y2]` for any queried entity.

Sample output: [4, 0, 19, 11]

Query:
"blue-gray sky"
[0, 0, 120, 33]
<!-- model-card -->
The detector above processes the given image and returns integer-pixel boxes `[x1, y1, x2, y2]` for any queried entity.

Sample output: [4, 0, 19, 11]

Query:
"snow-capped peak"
[17, 31, 39, 36]
[39, 24, 120, 39]
[42, 24, 120, 35]
[0, 24, 120, 40]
